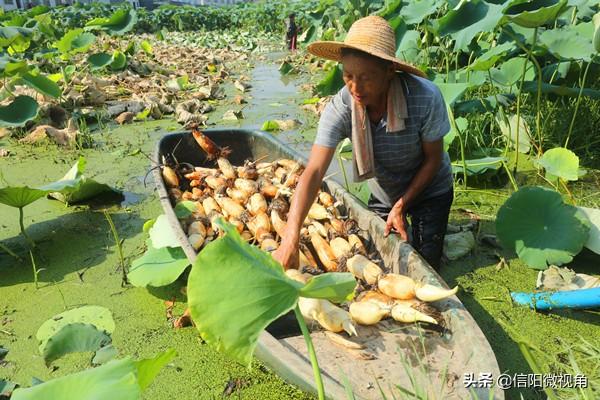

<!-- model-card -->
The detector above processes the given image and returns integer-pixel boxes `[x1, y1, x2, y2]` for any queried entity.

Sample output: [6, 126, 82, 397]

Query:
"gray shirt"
[314, 72, 453, 208]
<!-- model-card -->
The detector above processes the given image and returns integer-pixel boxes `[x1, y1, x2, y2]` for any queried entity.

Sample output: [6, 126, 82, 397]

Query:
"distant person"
[286, 13, 298, 51]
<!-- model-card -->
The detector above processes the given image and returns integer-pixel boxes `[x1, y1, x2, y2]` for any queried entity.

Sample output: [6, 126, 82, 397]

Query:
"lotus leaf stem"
[29, 250, 39, 289]
[564, 61, 590, 149]
[337, 154, 350, 192]
[294, 305, 325, 400]
[0, 242, 20, 261]
[19, 207, 35, 249]
[103, 211, 128, 286]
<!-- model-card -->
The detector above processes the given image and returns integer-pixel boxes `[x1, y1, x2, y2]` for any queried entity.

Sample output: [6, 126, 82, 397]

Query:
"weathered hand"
[385, 202, 408, 241]
[272, 238, 299, 270]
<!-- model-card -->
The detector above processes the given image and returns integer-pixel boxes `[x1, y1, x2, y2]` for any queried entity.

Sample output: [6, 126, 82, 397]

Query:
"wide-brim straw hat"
[307, 16, 425, 78]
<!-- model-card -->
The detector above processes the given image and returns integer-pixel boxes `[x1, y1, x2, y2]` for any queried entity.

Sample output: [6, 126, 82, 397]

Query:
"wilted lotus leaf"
[496, 186, 591, 269]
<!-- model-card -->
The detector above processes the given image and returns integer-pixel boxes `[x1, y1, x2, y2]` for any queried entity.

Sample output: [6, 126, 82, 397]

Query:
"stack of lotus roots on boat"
[161, 128, 458, 336]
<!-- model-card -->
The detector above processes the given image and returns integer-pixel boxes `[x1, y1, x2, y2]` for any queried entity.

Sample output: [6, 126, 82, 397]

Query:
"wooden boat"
[153, 129, 503, 400]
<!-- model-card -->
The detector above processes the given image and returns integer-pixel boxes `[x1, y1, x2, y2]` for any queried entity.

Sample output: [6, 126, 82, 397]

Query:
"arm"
[273, 145, 336, 269]
[385, 139, 443, 238]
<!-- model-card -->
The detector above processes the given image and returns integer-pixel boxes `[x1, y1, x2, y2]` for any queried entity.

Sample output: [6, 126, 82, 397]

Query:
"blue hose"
[511, 287, 600, 310]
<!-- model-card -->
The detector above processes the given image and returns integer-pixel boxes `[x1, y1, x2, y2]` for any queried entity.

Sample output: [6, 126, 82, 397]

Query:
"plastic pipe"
[511, 287, 600, 310]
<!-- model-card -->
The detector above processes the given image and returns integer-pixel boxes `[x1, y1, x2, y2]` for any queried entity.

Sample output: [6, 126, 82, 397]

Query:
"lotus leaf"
[0, 186, 48, 208]
[148, 215, 180, 249]
[140, 40, 153, 56]
[0, 95, 38, 128]
[261, 120, 281, 131]
[37, 306, 114, 354]
[490, 57, 535, 87]
[504, 0, 568, 28]
[88, 52, 112, 69]
[593, 12, 600, 52]
[536, 147, 579, 181]
[187, 219, 355, 367]
[315, 64, 344, 96]
[434, 82, 469, 105]
[577, 206, 600, 255]
[435, 0, 505, 51]
[0, 55, 27, 76]
[54, 29, 94, 54]
[11, 358, 140, 400]
[86, 9, 137, 36]
[452, 156, 506, 176]
[539, 28, 594, 61]
[521, 81, 600, 98]
[396, 30, 420, 60]
[20, 72, 61, 99]
[400, 0, 442, 25]
[299, 272, 355, 303]
[497, 114, 532, 154]
[470, 42, 515, 71]
[0, 26, 32, 48]
[135, 349, 176, 390]
[496, 186, 590, 269]
[110, 51, 127, 71]
[128, 241, 189, 287]
[92, 344, 118, 365]
[41, 323, 112, 365]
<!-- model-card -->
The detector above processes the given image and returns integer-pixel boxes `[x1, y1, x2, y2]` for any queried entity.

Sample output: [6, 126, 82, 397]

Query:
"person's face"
[341, 53, 394, 108]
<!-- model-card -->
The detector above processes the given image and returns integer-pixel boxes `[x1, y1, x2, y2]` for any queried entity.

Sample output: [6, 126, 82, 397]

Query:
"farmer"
[286, 13, 298, 51]
[273, 16, 453, 271]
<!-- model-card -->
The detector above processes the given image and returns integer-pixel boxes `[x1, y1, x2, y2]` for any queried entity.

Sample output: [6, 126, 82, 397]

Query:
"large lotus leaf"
[497, 114, 532, 153]
[315, 64, 343, 96]
[92, 344, 118, 365]
[455, 93, 515, 115]
[148, 215, 180, 249]
[53, 29, 95, 54]
[395, 30, 421, 60]
[41, 323, 112, 365]
[521, 81, 600, 98]
[539, 28, 594, 61]
[400, 0, 442, 25]
[496, 186, 590, 269]
[0, 95, 38, 128]
[20, 72, 61, 99]
[435, 0, 505, 51]
[504, 0, 568, 28]
[41, 157, 119, 204]
[188, 220, 302, 366]
[299, 272, 355, 303]
[434, 82, 469, 106]
[445, 106, 468, 151]
[470, 42, 515, 71]
[0, 26, 32, 48]
[128, 242, 189, 287]
[36, 306, 115, 353]
[85, 9, 137, 36]
[490, 57, 535, 87]
[452, 156, 506, 176]
[0, 55, 27, 77]
[577, 206, 600, 255]
[0, 186, 48, 208]
[11, 358, 140, 400]
[135, 349, 176, 390]
[536, 147, 579, 181]
[87, 53, 112, 69]
[541, 61, 571, 82]
[593, 12, 600, 52]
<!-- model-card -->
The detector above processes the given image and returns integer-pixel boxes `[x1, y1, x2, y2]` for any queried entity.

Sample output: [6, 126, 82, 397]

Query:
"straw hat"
[307, 16, 425, 78]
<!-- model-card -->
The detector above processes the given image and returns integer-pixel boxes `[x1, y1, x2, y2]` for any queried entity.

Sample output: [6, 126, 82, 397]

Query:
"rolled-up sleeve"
[314, 89, 351, 148]
[420, 85, 450, 142]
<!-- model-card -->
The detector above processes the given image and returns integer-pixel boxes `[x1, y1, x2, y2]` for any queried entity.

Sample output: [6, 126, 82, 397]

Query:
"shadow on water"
[0, 210, 144, 287]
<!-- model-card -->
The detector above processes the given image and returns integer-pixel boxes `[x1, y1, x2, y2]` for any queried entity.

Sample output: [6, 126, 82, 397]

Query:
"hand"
[385, 201, 409, 241]
[272, 238, 299, 270]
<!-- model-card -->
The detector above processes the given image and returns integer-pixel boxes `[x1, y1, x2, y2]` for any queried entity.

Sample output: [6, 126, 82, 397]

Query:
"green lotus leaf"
[278, 61, 293, 75]
[124, 41, 136, 56]
[188, 219, 302, 367]
[299, 272, 356, 303]
[490, 57, 535, 87]
[520, 81, 600, 98]
[445, 106, 468, 152]
[41, 323, 112, 365]
[87, 53, 112, 69]
[496, 186, 590, 269]
[577, 206, 600, 255]
[36, 306, 115, 354]
[470, 42, 515, 71]
[0, 186, 48, 208]
[128, 242, 189, 287]
[315, 64, 344, 96]
[261, 120, 281, 132]
[536, 147, 579, 181]
[504, 0, 568, 28]
[109, 51, 127, 71]
[0, 55, 27, 76]
[593, 12, 600, 52]
[86, 9, 137, 36]
[452, 156, 506, 176]
[53, 29, 95, 54]
[174, 200, 196, 219]
[434, 82, 470, 106]
[0, 379, 17, 397]
[140, 40, 153, 56]
[0, 95, 38, 128]
[41, 157, 119, 204]
[148, 215, 180, 249]
[11, 358, 139, 400]
[0, 26, 32, 48]
[435, 0, 505, 51]
[338, 137, 353, 160]
[400, 0, 442, 25]
[135, 349, 176, 391]
[396, 29, 420, 60]
[497, 114, 532, 154]
[92, 344, 118, 365]
[539, 27, 594, 61]
[20, 72, 61, 99]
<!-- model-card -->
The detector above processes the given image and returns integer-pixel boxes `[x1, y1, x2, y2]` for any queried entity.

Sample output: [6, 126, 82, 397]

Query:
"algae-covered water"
[1, 56, 599, 400]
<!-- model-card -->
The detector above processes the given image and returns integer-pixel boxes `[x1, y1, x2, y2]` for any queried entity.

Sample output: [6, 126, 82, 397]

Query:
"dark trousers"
[368, 190, 454, 270]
